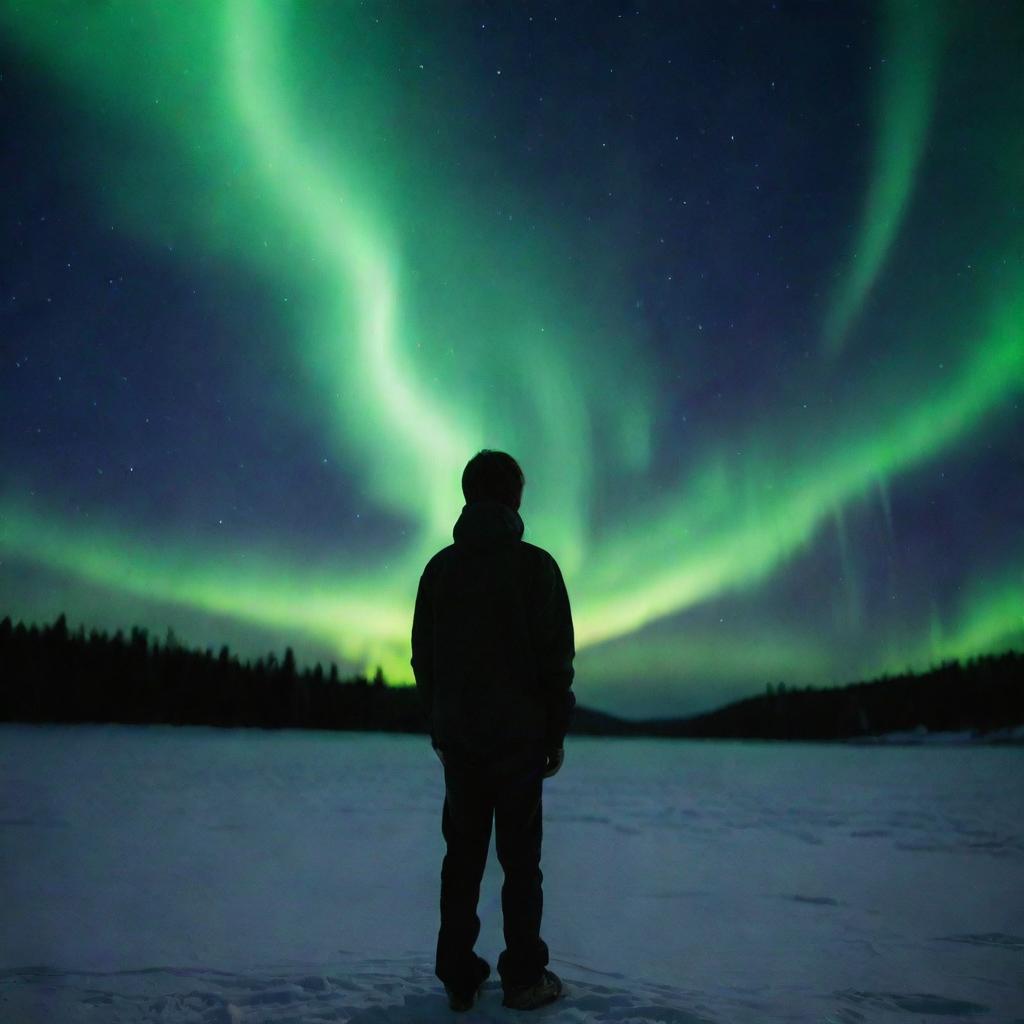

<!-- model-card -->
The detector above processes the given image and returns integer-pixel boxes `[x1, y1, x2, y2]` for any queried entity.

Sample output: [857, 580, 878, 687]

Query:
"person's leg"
[493, 745, 549, 989]
[435, 751, 494, 993]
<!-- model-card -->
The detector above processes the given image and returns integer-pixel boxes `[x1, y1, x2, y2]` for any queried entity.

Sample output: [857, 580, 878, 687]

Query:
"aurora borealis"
[1, 2, 1021, 718]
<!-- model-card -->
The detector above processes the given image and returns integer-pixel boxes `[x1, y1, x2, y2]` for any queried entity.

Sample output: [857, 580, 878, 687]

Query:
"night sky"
[1, 1, 1021, 719]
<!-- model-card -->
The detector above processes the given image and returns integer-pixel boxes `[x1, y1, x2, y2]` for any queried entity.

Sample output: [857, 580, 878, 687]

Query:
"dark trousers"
[435, 741, 549, 992]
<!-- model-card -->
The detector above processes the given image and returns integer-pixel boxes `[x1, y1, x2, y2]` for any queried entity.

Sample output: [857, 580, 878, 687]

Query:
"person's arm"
[411, 563, 437, 748]
[534, 555, 576, 757]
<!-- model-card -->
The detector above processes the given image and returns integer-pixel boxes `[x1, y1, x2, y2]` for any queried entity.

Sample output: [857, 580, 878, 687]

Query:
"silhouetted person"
[411, 449, 576, 1011]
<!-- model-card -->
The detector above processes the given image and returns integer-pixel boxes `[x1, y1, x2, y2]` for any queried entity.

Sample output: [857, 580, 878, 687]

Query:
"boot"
[502, 968, 563, 1010]
[444, 955, 490, 1011]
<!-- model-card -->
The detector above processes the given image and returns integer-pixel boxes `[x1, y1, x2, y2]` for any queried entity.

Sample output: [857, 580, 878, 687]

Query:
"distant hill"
[627, 651, 1024, 742]
[565, 704, 636, 737]
[1, 612, 1021, 742]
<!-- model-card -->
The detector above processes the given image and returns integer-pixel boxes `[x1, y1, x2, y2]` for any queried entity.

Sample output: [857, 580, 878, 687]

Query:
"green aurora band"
[822, 0, 950, 358]
[1, 1, 1021, 711]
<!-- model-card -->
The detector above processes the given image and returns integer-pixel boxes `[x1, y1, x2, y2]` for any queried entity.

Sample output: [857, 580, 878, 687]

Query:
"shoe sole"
[447, 987, 480, 1011]
[448, 977, 489, 1011]
[501, 982, 563, 1010]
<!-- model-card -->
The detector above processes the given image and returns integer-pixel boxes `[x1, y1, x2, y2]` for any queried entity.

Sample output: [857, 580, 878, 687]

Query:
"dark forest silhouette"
[1, 612, 1021, 742]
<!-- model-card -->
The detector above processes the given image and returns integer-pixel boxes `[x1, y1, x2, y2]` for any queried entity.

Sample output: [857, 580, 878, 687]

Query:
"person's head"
[461, 449, 525, 512]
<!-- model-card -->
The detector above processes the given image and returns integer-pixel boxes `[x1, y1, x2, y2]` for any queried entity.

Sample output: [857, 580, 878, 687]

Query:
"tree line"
[633, 651, 1023, 741]
[0, 614, 426, 733]
[1, 612, 1021, 741]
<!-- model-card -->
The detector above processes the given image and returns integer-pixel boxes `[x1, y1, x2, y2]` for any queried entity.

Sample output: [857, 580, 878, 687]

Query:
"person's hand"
[434, 746, 447, 767]
[543, 748, 564, 778]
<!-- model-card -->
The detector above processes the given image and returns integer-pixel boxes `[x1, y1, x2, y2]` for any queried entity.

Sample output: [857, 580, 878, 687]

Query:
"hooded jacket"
[410, 498, 576, 757]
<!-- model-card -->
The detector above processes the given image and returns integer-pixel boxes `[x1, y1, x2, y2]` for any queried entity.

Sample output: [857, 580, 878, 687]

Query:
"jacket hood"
[452, 498, 525, 547]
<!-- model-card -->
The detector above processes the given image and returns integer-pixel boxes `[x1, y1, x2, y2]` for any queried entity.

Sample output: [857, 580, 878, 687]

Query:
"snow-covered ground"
[846, 723, 1024, 745]
[1, 724, 1021, 1023]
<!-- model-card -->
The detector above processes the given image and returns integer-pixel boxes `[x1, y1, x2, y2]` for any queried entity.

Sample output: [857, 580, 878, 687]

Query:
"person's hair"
[461, 449, 525, 508]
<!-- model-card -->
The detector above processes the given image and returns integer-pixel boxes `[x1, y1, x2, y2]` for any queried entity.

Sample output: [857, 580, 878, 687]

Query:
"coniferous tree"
[0, 611, 1022, 740]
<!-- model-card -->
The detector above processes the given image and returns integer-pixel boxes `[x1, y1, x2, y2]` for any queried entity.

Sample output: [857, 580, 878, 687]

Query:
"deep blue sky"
[1, 1, 1021, 717]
